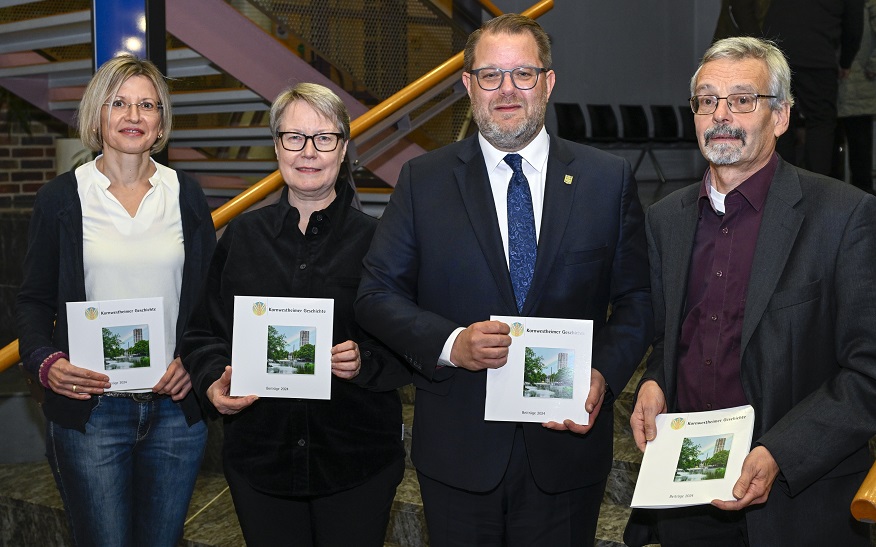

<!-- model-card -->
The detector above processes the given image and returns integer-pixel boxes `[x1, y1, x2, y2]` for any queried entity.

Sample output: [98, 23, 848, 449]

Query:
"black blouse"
[181, 178, 409, 496]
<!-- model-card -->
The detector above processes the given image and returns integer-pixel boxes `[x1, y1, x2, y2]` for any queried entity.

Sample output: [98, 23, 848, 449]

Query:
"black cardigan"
[16, 168, 216, 430]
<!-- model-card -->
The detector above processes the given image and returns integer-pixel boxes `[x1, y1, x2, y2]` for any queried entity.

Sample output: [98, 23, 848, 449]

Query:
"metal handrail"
[852, 461, 876, 523]
[0, 0, 554, 373]
[477, 0, 504, 17]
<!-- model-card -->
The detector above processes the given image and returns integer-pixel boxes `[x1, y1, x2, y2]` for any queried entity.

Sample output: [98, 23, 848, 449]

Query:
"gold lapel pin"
[564, 174, 573, 185]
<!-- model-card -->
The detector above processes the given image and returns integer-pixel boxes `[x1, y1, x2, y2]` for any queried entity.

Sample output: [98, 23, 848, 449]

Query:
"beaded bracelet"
[38, 351, 68, 389]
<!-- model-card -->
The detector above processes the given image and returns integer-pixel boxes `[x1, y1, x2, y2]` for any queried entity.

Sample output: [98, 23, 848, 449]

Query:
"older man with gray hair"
[626, 36, 876, 547]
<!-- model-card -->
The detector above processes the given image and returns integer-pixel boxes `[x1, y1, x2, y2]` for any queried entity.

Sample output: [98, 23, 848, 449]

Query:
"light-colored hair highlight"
[77, 54, 172, 154]
[269, 83, 350, 141]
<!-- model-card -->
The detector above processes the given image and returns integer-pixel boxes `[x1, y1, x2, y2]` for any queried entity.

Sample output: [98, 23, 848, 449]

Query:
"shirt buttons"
[716, 271, 723, 277]
[706, 403, 712, 410]
[299, 263, 307, 270]
[315, 214, 323, 221]
[722, 227, 729, 234]
[311, 227, 319, 235]
[710, 314, 717, 321]
[705, 359, 712, 366]
[298, 439, 306, 447]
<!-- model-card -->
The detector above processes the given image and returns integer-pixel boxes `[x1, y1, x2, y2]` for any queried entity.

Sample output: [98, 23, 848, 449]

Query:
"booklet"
[630, 405, 756, 509]
[230, 296, 333, 399]
[485, 315, 593, 424]
[66, 297, 167, 391]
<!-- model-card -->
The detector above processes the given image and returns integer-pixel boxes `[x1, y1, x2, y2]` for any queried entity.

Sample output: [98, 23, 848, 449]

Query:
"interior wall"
[487, 1, 724, 180]
[498, 0, 720, 107]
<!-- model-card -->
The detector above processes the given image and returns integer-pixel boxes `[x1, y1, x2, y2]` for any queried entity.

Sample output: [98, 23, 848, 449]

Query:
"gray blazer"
[629, 158, 876, 546]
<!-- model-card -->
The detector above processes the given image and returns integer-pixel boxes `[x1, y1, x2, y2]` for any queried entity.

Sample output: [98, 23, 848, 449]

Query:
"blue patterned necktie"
[504, 153, 537, 313]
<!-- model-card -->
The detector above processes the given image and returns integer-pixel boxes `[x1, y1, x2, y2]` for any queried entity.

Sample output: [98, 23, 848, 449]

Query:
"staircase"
[0, 0, 474, 201]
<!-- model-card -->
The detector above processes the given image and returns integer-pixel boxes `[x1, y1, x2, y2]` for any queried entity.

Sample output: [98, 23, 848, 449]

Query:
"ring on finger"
[73, 385, 78, 392]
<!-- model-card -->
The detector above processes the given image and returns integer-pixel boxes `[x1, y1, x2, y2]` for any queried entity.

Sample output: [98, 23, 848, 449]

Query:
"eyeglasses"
[468, 66, 548, 91]
[276, 132, 345, 152]
[689, 93, 777, 115]
[103, 99, 163, 114]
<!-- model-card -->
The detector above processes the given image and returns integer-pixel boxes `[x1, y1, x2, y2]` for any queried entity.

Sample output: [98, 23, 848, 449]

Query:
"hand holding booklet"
[630, 405, 755, 508]
[485, 315, 593, 424]
[230, 296, 333, 399]
[67, 297, 167, 391]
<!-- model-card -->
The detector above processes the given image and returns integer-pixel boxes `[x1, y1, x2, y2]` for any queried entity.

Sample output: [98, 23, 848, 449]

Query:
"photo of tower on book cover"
[522, 346, 575, 399]
[266, 325, 316, 375]
[102, 324, 151, 370]
[673, 433, 734, 482]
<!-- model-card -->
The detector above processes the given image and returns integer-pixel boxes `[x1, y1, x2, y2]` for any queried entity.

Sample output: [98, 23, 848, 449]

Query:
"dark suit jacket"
[629, 159, 876, 546]
[355, 133, 653, 493]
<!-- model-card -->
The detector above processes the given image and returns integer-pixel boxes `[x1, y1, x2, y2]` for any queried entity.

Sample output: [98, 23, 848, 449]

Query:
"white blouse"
[77, 158, 184, 371]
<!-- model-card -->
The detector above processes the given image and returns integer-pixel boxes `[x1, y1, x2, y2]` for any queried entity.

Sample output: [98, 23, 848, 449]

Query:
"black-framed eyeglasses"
[103, 99, 163, 113]
[276, 132, 345, 152]
[690, 93, 777, 115]
[468, 66, 549, 91]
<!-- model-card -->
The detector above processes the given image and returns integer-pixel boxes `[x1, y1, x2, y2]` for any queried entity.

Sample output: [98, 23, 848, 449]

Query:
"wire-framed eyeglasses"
[690, 93, 777, 115]
[103, 99, 162, 113]
[276, 132, 345, 152]
[468, 66, 548, 91]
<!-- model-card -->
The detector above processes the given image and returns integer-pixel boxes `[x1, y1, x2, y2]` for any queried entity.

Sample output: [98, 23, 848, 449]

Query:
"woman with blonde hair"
[16, 54, 215, 546]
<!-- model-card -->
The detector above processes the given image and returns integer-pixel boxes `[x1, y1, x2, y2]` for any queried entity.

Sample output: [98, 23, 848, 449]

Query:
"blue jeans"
[46, 396, 207, 547]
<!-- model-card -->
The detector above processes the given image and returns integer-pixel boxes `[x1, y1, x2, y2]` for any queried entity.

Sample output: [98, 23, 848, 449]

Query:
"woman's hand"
[207, 366, 258, 414]
[47, 358, 111, 400]
[330, 340, 361, 380]
[152, 357, 192, 401]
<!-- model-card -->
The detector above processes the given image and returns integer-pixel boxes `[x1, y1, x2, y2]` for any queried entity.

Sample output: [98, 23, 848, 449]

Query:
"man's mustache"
[704, 124, 746, 145]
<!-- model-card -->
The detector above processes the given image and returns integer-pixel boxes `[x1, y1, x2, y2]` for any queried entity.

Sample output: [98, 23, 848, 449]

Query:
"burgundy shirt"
[676, 153, 778, 412]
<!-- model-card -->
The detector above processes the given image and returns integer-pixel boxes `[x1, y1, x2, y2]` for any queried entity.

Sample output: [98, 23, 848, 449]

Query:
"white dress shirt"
[438, 128, 551, 367]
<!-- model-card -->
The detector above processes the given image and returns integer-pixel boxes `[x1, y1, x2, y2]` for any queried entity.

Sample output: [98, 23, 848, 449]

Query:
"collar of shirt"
[75, 156, 180, 212]
[698, 152, 778, 216]
[478, 127, 549, 251]
[269, 179, 350, 239]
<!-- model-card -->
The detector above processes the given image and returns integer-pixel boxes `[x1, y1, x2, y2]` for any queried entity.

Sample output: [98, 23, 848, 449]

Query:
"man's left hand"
[542, 369, 606, 434]
[711, 446, 779, 510]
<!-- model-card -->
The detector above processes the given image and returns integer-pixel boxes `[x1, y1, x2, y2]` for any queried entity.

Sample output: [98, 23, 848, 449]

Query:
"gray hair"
[269, 83, 350, 141]
[77, 54, 172, 154]
[691, 36, 794, 110]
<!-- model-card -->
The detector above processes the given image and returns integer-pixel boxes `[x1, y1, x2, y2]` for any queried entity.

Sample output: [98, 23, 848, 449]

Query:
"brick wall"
[0, 105, 70, 209]
[0, 105, 70, 348]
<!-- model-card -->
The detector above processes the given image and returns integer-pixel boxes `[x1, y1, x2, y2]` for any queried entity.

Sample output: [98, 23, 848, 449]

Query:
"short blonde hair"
[269, 83, 350, 141]
[77, 54, 172, 154]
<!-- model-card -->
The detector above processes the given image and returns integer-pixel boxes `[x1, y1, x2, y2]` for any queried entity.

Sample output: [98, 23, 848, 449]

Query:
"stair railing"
[0, 0, 553, 371]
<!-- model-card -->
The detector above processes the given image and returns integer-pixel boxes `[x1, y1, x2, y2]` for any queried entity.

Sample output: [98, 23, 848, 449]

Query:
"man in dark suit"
[355, 13, 652, 546]
[625, 36, 876, 547]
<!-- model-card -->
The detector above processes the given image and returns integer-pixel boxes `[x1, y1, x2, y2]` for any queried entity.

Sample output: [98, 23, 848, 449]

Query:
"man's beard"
[472, 91, 547, 151]
[703, 123, 747, 165]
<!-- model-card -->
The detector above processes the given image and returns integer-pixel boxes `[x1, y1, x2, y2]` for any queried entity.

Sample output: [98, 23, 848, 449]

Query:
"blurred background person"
[15, 54, 216, 546]
[713, 0, 768, 42]
[763, 0, 865, 175]
[180, 82, 409, 547]
[837, 0, 876, 193]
